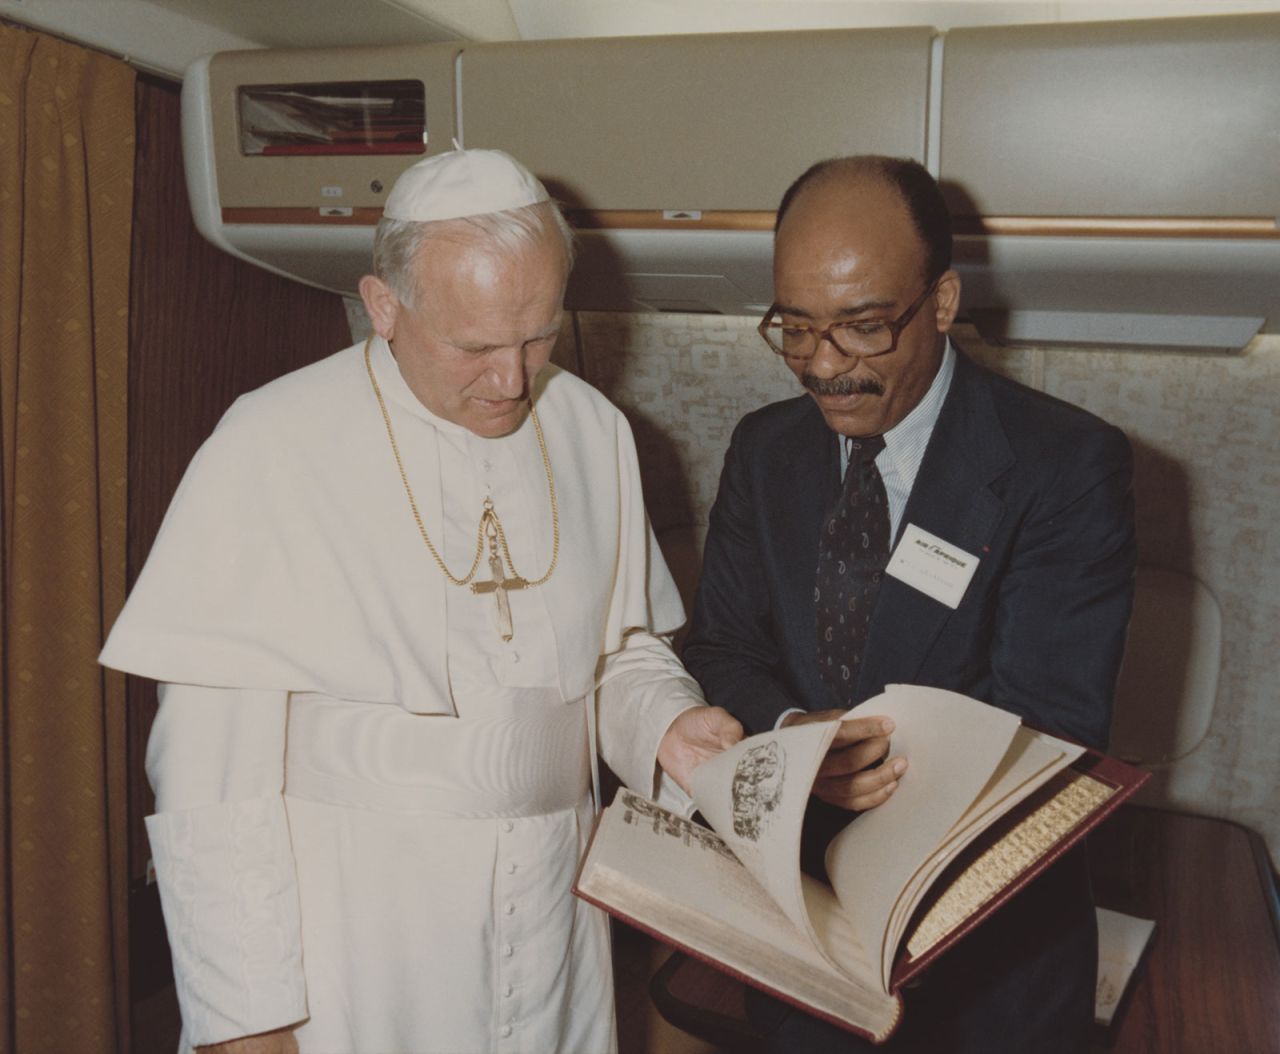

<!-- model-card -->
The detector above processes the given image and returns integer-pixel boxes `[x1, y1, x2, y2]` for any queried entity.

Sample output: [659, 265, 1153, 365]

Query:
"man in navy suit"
[683, 156, 1136, 1052]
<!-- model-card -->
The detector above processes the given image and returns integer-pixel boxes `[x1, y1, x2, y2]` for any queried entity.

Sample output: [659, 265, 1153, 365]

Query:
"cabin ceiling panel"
[7, 0, 1280, 77]
[376, 0, 520, 41]
[144, 0, 467, 47]
[504, 0, 1280, 39]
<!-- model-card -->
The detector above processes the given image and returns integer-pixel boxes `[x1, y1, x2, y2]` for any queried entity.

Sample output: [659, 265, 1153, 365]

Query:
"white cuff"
[652, 767, 697, 818]
[596, 631, 707, 797]
[774, 707, 806, 730]
[147, 796, 307, 1046]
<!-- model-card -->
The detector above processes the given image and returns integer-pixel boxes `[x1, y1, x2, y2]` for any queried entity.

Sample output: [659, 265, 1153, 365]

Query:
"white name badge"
[885, 523, 980, 610]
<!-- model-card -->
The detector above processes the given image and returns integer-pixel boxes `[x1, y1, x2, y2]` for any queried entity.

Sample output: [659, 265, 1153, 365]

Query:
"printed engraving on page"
[731, 741, 785, 841]
[620, 791, 735, 860]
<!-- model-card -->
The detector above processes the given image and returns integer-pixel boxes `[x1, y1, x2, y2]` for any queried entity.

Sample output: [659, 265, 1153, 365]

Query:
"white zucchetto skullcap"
[382, 149, 550, 222]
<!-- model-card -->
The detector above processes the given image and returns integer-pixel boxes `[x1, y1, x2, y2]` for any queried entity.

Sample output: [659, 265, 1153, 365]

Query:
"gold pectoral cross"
[470, 522, 528, 641]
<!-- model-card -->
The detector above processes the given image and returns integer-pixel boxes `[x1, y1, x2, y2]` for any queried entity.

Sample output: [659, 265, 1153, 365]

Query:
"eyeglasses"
[757, 279, 939, 362]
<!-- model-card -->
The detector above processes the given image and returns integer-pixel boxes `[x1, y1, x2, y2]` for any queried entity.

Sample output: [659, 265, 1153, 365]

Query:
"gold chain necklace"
[363, 337, 560, 625]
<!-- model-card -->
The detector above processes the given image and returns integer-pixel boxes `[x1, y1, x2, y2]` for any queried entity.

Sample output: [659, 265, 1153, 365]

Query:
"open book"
[574, 685, 1148, 1044]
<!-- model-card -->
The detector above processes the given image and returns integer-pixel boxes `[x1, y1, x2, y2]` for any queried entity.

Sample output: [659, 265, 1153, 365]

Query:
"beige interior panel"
[209, 43, 461, 210]
[459, 28, 934, 212]
[1111, 566, 1222, 765]
[939, 14, 1280, 218]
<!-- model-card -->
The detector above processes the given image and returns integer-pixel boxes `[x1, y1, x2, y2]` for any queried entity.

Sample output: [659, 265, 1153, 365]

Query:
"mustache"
[802, 373, 885, 397]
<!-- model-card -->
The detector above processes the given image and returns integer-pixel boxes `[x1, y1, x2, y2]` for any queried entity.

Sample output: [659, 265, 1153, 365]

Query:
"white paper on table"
[1095, 906, 1156, 1025]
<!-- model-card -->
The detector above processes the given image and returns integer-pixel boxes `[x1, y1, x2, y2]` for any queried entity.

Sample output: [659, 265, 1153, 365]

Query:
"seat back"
[1109, 566, 1222, 764]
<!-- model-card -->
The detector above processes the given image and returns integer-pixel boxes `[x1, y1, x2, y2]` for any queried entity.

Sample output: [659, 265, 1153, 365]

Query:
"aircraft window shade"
[237, 80, 426, 158]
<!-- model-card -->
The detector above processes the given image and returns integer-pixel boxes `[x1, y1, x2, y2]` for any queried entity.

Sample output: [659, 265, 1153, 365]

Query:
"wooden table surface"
[1088, 805, 1280, 1054]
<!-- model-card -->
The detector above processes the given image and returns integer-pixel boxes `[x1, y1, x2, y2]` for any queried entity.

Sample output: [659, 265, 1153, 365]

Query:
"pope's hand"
[657, 706, 745, 794]
[197, 1028, 299, 1054]
[780, 711, 907, 811]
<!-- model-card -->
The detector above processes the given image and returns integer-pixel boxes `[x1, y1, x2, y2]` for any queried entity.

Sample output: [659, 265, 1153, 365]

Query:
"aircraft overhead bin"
[184, 13, 1280, 350]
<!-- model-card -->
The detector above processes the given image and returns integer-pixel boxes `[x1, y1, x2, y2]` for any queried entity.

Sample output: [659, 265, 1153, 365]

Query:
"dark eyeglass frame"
[757, 278, 940, 362]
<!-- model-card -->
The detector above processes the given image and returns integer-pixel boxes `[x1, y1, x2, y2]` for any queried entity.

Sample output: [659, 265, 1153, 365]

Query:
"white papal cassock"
[101, 337, 704, 1053]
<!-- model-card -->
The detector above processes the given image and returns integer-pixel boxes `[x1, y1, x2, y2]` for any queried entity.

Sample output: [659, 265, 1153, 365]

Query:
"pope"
[102, 149, 745, 1054]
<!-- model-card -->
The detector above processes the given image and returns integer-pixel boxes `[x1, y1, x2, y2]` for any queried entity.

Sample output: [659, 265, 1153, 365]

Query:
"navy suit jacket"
[684, 348, 1136, 748]
[683, 349, 1136, 1050]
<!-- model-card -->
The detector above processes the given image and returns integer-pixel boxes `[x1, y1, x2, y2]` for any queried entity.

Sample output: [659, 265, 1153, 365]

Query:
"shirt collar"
[878, 336, 956, 482]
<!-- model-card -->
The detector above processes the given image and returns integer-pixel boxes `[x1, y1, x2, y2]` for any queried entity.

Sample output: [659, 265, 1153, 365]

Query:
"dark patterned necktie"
[815, 434, 890, 705]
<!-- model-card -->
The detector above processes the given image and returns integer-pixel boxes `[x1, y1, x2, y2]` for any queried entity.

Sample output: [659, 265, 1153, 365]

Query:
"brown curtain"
[0, 23, 134, 1054]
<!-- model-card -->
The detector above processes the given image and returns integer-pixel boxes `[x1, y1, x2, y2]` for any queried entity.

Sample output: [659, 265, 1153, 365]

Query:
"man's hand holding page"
[780, 711, 908, 810]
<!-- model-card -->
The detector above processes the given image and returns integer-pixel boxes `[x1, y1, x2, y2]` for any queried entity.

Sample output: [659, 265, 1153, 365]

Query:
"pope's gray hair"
[372, 201, 575, 308]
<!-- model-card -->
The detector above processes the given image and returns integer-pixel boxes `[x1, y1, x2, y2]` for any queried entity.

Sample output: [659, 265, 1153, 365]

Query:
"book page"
[689, 716, 843, 957]
[822, 686, 1022, 991]
[942, 729, 1082, 843]
[801, 872, 878, 980]
[577, 790, 899, 1039]
[883, 727, 1080, 961]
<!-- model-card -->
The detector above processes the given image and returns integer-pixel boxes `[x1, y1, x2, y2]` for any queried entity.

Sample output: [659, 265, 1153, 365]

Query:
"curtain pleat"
[0, 23, 134, 1054]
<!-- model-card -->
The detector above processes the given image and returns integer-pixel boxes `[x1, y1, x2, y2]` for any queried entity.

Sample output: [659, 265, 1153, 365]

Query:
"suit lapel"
[766, 400, 840, 678]
[856, 351, 1013, 699]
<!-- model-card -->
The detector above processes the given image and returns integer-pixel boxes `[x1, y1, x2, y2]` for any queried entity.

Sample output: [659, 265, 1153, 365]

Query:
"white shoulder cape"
[101, 339, 686, 714]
